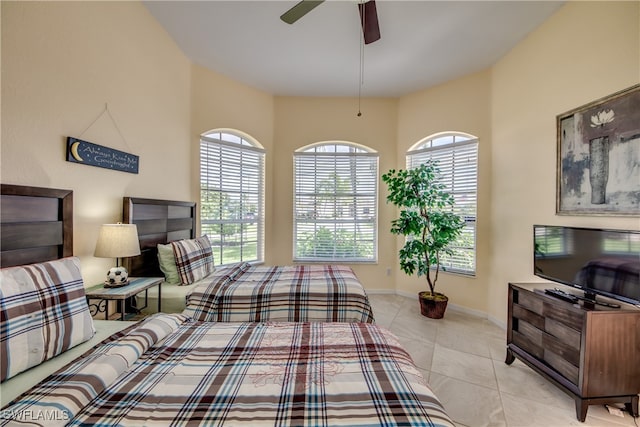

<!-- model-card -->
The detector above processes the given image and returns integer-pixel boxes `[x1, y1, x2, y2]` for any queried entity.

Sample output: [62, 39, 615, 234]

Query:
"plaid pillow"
[171, 236, 214, 285]
[0, 257, 95, 382]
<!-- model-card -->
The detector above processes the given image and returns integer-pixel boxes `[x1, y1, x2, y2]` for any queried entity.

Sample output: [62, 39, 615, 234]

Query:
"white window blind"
[407, 135, 478, 274]
[294, 143, 378, 262]
[200, 132, 265, 266]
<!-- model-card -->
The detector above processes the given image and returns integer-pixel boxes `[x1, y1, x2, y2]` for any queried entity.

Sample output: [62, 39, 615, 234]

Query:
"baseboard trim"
[367, 288, 506, 330]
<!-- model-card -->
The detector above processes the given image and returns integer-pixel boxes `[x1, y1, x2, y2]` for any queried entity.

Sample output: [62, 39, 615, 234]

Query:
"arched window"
[200, 129, 265, 266]
[407, 132, 478, 275]
[293, 142, 378, 262]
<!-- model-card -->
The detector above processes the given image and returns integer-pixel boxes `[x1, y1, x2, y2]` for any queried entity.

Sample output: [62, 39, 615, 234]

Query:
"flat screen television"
[533, 225, 640, 306]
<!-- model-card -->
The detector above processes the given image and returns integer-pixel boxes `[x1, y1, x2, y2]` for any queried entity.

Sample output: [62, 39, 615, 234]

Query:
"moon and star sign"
[66, 137, 139, 174]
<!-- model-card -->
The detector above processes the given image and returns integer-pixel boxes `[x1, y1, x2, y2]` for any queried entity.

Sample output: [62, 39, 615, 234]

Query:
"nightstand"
[85, 277, 163, 320]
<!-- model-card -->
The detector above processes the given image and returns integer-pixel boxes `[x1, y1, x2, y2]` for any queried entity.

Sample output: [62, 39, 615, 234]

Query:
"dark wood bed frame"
[0, 188, 195, 279]
[122, 197, 196, 277]
[1, 184, 73, 268]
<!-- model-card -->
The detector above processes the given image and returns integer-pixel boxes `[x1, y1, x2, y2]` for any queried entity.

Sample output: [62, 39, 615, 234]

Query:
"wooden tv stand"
[506, 283, 640, 422]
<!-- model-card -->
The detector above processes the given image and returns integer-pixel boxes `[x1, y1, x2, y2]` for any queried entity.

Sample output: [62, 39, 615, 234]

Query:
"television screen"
[533, 225, 640, 306]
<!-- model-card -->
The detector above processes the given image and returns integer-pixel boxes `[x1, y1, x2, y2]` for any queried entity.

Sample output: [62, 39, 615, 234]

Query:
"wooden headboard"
[1, 184, 73, 268]
[122, 197, 196, 277]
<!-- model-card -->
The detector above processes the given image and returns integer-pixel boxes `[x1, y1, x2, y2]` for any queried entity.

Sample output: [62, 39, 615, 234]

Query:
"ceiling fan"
[280, 0, 381, 44]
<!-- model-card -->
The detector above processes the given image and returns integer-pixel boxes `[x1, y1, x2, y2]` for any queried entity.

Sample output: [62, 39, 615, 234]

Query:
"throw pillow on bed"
[0, 256, 95, 382]
[171, 235, 214, 285]
[157, 243, 181, 285]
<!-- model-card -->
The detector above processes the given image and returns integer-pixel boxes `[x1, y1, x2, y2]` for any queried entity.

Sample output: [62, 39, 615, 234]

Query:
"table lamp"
[94, 223, 141, 287]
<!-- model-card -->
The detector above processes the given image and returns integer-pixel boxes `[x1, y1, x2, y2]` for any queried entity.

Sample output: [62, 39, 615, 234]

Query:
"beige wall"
[190, 64, 275, 248]
[272, 97, 398, 290]
[488, 1, 639, 325]
[392, 1, 640, 322]
[2, 1, 638, 323]
[396, 70, 492, 315]
[1, 1, 191, 284]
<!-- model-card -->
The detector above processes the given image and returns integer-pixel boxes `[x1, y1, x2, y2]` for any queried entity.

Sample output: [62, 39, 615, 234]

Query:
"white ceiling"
[144, 1, 564, 98]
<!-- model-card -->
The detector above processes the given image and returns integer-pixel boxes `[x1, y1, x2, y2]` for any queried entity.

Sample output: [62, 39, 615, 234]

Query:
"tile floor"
[368, 293, 639, 427]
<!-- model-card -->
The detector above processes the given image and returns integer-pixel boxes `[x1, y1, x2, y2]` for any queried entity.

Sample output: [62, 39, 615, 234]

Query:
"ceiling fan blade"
[358, 0, 380, 44]
[280, 0, 325, 24]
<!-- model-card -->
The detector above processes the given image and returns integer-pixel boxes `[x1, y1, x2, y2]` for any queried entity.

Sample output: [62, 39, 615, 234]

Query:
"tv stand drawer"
[512, 329, 543, 359]
[544, 349, 579, 384]
[516, 289, 543, 315]
[544, 302, 583, 331]
[507, 283, 640, 422]
[544, 317, 580, 349]
[542, 331, 580, 367]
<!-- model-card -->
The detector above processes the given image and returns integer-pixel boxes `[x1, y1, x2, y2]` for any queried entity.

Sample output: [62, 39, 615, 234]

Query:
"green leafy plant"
[382, 160, 465, 298]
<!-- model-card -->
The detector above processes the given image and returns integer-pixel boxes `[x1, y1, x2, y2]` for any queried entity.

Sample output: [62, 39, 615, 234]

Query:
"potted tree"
[382, 160, 465, 319]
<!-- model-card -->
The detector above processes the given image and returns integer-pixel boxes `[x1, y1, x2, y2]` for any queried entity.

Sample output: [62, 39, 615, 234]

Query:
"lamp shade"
[94, 223, 141, 258]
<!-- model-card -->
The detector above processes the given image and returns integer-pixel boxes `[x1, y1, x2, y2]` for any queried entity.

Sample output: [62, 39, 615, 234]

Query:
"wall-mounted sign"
[66, 137, 139, 174]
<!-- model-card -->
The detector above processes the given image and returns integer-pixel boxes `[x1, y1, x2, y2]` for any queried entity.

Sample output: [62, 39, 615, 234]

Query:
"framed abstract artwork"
[556, 84, 639, 216]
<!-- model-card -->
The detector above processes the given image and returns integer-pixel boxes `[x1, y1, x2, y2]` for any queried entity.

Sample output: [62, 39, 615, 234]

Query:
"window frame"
[406, 132, 478, 276]
[199, 130, 265, 267]
[293, 141, 379, 263]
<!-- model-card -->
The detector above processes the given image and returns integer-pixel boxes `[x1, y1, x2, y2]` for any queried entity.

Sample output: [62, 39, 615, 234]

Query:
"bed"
[2, 313, 454, 426]
[183, 262, 375, 322]
[124, 197, 375, 323]
[0, 184, 136, 407]
[0, 184, 73, 268]
[0, 185, 454, 426]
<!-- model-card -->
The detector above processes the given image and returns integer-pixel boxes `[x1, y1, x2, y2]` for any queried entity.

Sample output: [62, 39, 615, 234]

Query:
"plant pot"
[419, 291, 448, 319]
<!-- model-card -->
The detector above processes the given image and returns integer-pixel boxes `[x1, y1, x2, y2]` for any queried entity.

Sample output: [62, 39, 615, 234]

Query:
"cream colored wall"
[272, 97, 398, 291]
[396, 70, 492, 314]
[190, 64, 275, 246]
[488, 1, 640, 325]
[1, 1, 191, 285]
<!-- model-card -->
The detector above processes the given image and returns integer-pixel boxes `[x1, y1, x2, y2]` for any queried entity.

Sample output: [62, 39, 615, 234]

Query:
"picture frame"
[66, 137, 139, 174]
[556, 84, 639, 216]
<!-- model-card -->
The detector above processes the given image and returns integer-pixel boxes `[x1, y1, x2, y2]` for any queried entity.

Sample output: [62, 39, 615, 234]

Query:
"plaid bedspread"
[183, 263, 376, 323]
[1, 314, 454, 426]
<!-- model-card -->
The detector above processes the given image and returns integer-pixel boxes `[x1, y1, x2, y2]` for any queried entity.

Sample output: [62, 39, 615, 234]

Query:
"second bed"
[124, 197, 374, 323]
